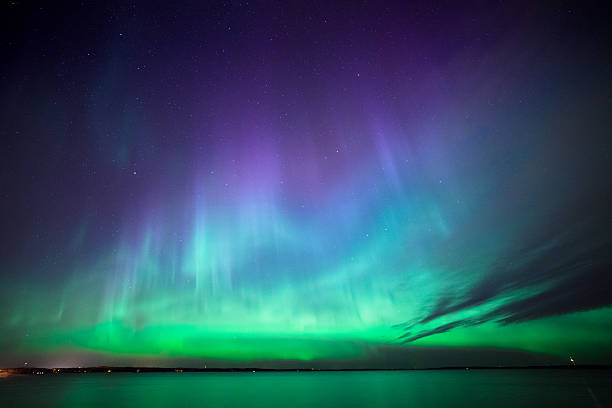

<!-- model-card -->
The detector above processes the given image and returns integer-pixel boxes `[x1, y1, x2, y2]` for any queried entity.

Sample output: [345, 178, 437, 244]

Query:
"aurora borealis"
[1, 2, 612, 368]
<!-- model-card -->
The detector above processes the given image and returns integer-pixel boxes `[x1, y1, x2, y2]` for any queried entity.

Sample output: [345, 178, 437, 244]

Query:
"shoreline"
[2, 365, 611, 375]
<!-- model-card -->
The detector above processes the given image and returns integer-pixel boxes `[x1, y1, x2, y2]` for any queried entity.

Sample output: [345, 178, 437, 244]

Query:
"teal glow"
[2, 2, 611, 369]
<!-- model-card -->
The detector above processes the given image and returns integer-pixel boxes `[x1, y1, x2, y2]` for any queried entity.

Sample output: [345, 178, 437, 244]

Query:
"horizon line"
[3, 364, 611, 373]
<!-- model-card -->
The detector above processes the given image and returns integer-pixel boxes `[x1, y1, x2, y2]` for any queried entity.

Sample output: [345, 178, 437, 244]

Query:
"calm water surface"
[1, 369, 611, 407]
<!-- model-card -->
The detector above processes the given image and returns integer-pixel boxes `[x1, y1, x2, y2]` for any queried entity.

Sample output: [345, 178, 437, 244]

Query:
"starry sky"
[1, 1, 612, 369]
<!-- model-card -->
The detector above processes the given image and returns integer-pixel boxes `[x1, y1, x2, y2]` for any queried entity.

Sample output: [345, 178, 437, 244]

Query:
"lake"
[1, 369, 611, 407]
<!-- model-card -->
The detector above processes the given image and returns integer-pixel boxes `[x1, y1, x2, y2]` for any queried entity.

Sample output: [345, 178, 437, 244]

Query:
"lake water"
[1, 369, 611, 407]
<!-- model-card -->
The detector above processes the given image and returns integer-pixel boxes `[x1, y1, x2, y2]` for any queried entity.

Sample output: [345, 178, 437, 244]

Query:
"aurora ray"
[1, 1, 611, 368]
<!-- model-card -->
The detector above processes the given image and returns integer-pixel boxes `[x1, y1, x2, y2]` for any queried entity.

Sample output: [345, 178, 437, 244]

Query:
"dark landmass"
[2, 365, 611, 375]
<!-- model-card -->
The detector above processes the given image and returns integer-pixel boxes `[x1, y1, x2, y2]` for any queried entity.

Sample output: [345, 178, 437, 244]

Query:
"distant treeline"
[3, 365, 610, 375]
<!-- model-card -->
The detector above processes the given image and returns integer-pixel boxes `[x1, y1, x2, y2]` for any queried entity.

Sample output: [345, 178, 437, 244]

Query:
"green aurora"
[1, 2, 612, 368]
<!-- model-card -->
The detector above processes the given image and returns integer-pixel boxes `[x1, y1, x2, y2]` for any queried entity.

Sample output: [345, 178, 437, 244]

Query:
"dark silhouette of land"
[2, 365, 611, 375]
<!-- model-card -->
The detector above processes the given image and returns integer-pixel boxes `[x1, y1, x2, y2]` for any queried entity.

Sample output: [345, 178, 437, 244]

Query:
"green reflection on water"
[2, 370, 611, 408]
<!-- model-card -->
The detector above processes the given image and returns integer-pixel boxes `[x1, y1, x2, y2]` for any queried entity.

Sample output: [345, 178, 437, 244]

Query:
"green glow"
[415, 307, 612, 353]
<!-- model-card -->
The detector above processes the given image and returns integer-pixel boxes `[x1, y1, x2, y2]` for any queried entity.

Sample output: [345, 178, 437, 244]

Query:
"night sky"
[1, 1, 612, 369]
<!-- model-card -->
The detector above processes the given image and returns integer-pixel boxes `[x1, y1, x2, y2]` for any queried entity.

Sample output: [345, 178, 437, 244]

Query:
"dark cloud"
[400, 321, 466, 343]
[402, 213, 612, 342]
